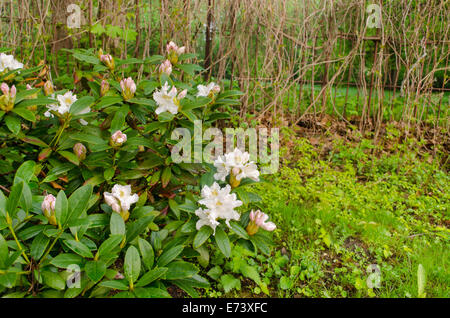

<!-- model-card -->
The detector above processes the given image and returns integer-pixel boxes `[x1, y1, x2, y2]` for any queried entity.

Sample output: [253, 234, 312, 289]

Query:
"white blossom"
[0, 53, 23, 72]
[196, 82, 220, 97]
[153, 81, 186, 115]
[104, 184, 139, 214]
[196, 182, 243, 232]
[213, 148, 260, 182]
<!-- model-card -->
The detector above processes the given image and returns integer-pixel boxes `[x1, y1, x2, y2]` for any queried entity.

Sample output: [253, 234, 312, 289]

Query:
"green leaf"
[99, 280, 129, 290]
[168, 199, 180, 219]
[180, 109, 198, 122]
[42, 271, 66, 290]
[85, 260, 107, 283]
[180, 97, 211, 111]
[157, 245, 184, 267]
[7, 181, 23, 215]
[135, 267, 168, 287]
[214, 227, 231, 258]
[193, 226, 213, 249]
[13, 161, 35, 185]
[58, 151, 80, 166]
[124, 246, 141, 284]
[110, 104, 129, 132]
[138, 238, 154, 270]
[110, 212, 126, 236]
[5, 115, 21, 134]
[15, 97, 56, 108]
[55, 190, 68, 227]
[133, 287, 171, 298]
[50, 253, 83, 269]
[97, 235, 123, 257]
[0, 233, 8, 268]
[64, 239, 93, 258]
[19, 182, 32, 213]
[176, 63, 204, 75]
[30, 233, 50, 261]
[70, 133, 106, 145]
[230, 222, 249, 239]
[66, 185, 93, 225]
[161, 167, 172, 188]
[220, 274, 241, 293]
[165, 261, 198, 280]
[11, 108, 35, 122]
[94, 96, 123, 110]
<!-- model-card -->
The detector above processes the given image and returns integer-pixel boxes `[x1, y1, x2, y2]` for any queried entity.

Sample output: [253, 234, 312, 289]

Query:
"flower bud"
[10, 85, 16, 99]
[178, 89, 187, 100]
[42, 194, 57, 226]
[73, 143, 87, 161]
[246, 210, 276, 236]
[0, 83, 15, 112]
[43, 81, 54, 96]
[100, 79, 110, 97]
[1, 83, 9, 95]
[166, 41, 185, 64]
[159, 60, 172, 76]
[100, 53, 115, 70]
[110, 130, 127, 147]
[212, 84, 221, 94]
[120, 77, 136, 100]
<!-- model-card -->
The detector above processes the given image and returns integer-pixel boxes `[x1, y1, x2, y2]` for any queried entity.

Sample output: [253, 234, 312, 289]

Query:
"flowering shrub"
[0, 45, 275, 298]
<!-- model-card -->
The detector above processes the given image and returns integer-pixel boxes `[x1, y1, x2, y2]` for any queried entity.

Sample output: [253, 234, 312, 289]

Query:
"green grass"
[222, 129, 449, 298]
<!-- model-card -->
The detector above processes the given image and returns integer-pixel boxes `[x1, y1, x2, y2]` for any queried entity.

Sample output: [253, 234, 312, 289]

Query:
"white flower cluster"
[213, 148, 260, 182]
[153, 81, 187, 115]
[44, 91, 90, 125]
[196, 82, 220, 97]
[0, 53, 23, 72]
[195, 182, 243, 233]
[104, 184, 139, 221]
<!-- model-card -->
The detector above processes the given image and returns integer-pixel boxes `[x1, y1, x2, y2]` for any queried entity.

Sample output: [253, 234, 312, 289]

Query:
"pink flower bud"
[212, 84, 221, 94]
[26, 84, 33, 90]
[178, 89, 187, 100]
[73, 143, 87, 161]
[111, 130, 127, 147]
[159, 60, 172, 75]
[120, 77, 136, 100]
[1, 83, 9, 96]
[248, 210, 276, 234]
[166, 41, 179, 54]
[10, 85, 16, 98]
[41, 194, 56, 217]
[100, 79, 110, 96]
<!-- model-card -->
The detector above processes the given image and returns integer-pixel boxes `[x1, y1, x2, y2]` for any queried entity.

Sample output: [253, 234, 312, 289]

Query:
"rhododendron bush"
[0, 45, 275, 298]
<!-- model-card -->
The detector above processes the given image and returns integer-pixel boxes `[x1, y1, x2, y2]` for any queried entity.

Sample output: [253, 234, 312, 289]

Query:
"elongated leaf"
[85, 260, 107, 283]
[165, 261, 198, 280]
[193, 226, 213, 249]
[55, 190, 68, 227]
[66, 185, 93, 225]
[214, 227, 231, 258]
[124, 246, 141, 284]
[138, 238, 154, 270]
[64, 240, 93, 258]
[30, 233, 50, 261]
[157, 245, 184, 267]
[135, 267, 167, 287]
